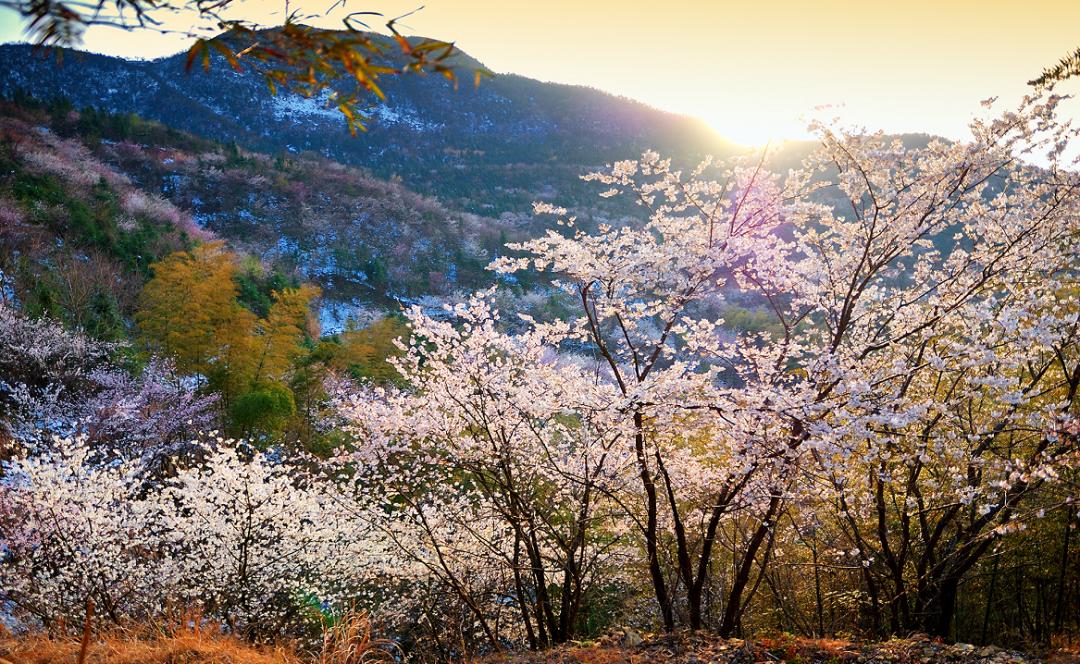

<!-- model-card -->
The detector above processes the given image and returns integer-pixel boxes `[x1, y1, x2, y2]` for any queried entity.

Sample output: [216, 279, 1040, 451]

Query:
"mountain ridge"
[0, 37, 741, 217]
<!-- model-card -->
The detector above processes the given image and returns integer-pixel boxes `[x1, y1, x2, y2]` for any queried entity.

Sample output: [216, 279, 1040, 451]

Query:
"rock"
[620, 627, 644, 648]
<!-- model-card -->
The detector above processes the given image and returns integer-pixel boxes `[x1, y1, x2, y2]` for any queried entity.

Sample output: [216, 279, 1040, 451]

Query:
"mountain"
[0, 34, 941, 330]
[0, 34, 740, 216]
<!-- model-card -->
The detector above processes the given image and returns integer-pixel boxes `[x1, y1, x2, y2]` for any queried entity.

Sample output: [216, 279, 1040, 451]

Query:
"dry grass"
[0, 628, 300, 664]
[318, 612, 399, 664]
[0, 610, 398, 664]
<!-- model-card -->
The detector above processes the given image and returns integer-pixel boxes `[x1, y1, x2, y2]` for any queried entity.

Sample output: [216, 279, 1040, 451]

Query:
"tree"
[763, 96, 1080, 637]
[492, 153, 803, 634]
[253, 284, 320, 383]
[1030, 46, 1080, 87]
[333, 293, 635, 649]
[0, 301, 214, 454]
[0, 434, 394, 639]
[5, 0, 486, 134]
[138, 243, 321, 437]
[332, 315, 409, 384]
[479, 89, 1080, 636]
[137, 241, 253, 382]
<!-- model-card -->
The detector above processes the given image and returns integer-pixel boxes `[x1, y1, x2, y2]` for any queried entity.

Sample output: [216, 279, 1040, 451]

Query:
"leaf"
[392, 33, 412, 54]
[184, 39, 208, 72]
[474, 68, 494, 88]
[210, 41, 243, 72]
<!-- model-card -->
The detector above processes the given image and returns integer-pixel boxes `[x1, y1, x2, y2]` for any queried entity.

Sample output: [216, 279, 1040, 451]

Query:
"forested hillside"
[0, 34, 739, 215]
[1, 97, 569, 325]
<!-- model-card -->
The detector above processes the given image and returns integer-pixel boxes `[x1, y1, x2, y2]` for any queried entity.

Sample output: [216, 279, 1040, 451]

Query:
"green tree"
[230, 382, 296, 440]
[333, 315, 409, 384]
[138, 243, 321, 437]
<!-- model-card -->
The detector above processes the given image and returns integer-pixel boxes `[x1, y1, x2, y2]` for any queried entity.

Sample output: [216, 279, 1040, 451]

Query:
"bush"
[231, 383, 296, 438]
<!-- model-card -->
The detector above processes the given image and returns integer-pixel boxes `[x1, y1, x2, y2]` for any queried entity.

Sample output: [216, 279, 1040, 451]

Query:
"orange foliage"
[137, 241, 254, 382]
[0, 611, 395, 664]
[138, 243, 320, 408]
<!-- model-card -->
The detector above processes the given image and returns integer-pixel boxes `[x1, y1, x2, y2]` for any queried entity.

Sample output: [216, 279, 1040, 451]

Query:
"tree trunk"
[920, 577, 959, 638]
[718, 495, 780, 637]
[634, 413, 674, 630]
[1055, 513, 1073, 632]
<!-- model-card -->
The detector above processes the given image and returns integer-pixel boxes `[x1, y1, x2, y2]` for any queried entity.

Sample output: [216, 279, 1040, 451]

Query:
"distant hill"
[0, 34, 741, 216]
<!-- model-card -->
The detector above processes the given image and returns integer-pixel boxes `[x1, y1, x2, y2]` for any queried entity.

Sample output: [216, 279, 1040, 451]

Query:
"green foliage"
[720, 305, 784, 336]
[230, 381, 296, 439]
[333, 315, 409, 384]
[364, 256, 389, 292]
[84, 291, 126, 341]
[8, 171, 175, 274]
[24, 278, 60, 320]
[235, 257, 297, 317]
[572, 581, 633, 639]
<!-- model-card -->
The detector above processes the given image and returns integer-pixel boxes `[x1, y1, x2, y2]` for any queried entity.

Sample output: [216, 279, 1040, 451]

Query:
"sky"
[2, 1, 1079, 146]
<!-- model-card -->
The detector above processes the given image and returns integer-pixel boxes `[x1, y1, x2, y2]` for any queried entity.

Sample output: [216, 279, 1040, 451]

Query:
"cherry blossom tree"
[753, 91, 1080, 637]
[155, 441, 395, 638]
[0, 435, 166, 626]
[332, 292, 637, 650]
[491, 151, 805, 633]
[0, 303, 215, 460]
[0, 434, 398, 640]
[488, 89, 1080, 636]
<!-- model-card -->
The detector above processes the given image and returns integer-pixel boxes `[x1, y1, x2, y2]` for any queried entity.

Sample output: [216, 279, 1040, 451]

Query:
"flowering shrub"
[155, 442, 395, 637]
[120, 190, 210, 241]
[0, 302, 113, 444]
[13, 127, 130, 191]
[0, 436, 165, 625]
[0, 303, 215, 457]
[0, 435, 400, 640]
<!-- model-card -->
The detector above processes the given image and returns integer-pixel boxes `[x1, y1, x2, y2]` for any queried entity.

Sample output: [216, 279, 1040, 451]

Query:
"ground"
[2, 629, 1077, 663]
[485, 631, 1079, 664]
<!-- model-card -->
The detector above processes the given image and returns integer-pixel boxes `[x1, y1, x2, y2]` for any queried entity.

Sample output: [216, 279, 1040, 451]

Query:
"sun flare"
[701, 108, 813, 149]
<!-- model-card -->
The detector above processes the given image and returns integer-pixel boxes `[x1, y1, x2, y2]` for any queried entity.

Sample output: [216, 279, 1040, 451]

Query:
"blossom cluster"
[0, 435, 402, 638]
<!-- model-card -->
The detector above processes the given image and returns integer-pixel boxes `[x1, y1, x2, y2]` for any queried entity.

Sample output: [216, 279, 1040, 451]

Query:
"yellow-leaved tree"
[136, 241, 256, 385]
[138, 243, 320, 439]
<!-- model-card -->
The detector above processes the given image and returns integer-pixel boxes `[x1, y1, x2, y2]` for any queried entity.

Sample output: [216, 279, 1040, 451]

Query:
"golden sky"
[2, 1, 1079, 145]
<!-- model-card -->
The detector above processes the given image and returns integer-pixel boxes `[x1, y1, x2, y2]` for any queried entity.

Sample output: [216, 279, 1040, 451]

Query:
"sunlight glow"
[701, 109, 813, 148]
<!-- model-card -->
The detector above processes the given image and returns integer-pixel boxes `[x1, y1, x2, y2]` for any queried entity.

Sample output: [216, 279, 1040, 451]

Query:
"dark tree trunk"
[920, 577, 959, 638]
[1055, 513, 1073, 632]
[718, 495, 781, 637]
[634, 413, 674, 631]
